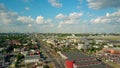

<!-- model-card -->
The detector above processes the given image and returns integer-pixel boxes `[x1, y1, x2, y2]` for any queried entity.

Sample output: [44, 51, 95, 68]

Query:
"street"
[36, 37, 65, 68]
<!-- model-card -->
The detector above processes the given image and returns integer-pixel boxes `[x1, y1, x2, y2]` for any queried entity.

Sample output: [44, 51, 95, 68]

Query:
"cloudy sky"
[0, 0, 120, 33]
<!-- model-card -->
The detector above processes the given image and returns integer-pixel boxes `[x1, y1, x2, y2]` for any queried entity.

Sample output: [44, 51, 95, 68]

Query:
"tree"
[43, 65, 49, 68]
[15, 53, 24, 66]
[16, 53, 24, 61]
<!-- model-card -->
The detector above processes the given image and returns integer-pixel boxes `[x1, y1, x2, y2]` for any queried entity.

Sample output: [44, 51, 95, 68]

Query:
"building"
[59, 52, 109, 68]
[65, 60, 74, 68]
[102, 48, 120, 54]
[25, 55, 40, 63]
[0, 54, 5, 67]
[107, 40, 120, 47]
[77, 44, 87, 50]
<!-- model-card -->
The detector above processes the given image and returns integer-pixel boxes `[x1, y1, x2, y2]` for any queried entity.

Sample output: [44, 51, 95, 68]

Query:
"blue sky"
[0, 0, 120, 33]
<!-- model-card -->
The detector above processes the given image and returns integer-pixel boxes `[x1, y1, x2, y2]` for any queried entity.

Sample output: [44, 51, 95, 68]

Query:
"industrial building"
[59, 52, 110, 68]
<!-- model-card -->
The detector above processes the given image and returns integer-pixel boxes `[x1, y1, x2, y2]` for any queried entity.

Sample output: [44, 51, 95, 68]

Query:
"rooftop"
[62, 52, 108, 68]
[77, 64, 107, 68]
[25, 55, 40, 60]
[75, 60, 100, 65]
[62, 52, 93, 60]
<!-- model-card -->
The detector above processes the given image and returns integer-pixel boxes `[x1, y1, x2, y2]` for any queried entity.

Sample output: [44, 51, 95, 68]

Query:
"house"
[0, 48, 4, 52]
[100, 48, 120, 64]
[14, 48, 21, 52]
[25, 55, 40, 63]
[102, 48, 120, 54]
[0, 54, 5, 67]
[107, 40, 120, 46]
[77, 44, 86, 50]
[21, 51, 28, 56]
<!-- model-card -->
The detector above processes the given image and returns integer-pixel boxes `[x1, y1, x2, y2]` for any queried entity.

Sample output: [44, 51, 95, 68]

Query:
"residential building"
[0, 54, 5, 67]
[25, 55, 40, 63]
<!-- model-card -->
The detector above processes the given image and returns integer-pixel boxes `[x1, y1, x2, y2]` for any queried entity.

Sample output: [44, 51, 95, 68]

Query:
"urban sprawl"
[0, 33, 120, 68]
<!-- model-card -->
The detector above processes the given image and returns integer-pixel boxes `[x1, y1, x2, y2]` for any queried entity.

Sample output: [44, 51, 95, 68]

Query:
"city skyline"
[0, 0, 120, 33]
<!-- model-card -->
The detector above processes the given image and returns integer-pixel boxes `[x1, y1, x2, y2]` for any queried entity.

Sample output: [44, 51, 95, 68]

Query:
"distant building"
[107, 40, 120, 46]
[103, 48, 120, 54]
[77, 44, 87, 50]
[67, 34, 77, 38]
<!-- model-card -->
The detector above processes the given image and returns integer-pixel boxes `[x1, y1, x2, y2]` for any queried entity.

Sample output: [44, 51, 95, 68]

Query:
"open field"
[88, 36, 120, 40]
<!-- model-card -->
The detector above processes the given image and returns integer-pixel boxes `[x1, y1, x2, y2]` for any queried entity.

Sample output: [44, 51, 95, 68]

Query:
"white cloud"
[36, 16, 52, 24]
[58, 22, 62, 28]
[69, 12, 83, 19]
[0, 4, 18, 24]
[91, 18, 111, 24]
[17, 16, 34, 23]
[25, 7, 30, 11]
[17, 15, 52, 25]
[0, 3, 54, 32]
[50, 23, 54, 27]
[0, 3, 52, 27]
[44, 19, 52, 24]
[28, 24, 32, 27]
[56, 12, 83, 20]
[87, 0, 120, 10]
[0, 3, 5, 10]
[58, 20, 79, 28]
[55, 13, 66, 19]
[106, 12, 110, 17]
[36, 16, 44, 24]
[91, 9, 120, 24]
[56, 12, 83, 28]
[48, 0, 62, 8]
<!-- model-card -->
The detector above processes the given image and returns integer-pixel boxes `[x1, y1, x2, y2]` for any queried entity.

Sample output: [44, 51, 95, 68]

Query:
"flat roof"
[25, 55, 40, 60]
[75, 60, 99, 65]
[62, 52, 94, 60]
[62, 52, 108, 68]
[77, 64, 107, 68]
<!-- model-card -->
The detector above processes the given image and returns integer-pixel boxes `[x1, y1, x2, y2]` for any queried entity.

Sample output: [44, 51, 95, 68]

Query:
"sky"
[0, 0, 120, 33]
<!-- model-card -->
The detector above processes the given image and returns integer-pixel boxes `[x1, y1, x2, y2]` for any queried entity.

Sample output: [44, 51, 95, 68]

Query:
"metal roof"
[62, 52, 93, 60]
[62, 52, 108, 68]
[75, 60, 99, 65]
[77, 64, 107, 68]
[25, 55, 40, 60]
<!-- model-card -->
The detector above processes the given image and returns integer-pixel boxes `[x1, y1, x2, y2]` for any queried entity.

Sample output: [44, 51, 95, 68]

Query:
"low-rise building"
[77, 44, 87, 50]
[25, 55, 40, 63]
[0, 54, 5, 67]
[59, 52, 109, 68]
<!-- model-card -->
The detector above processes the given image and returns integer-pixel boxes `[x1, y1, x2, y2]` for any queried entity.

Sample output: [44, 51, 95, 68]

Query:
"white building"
[77, 44, 87, 50]
[57, 51, 68, 59]
[25, 55, 40, 63]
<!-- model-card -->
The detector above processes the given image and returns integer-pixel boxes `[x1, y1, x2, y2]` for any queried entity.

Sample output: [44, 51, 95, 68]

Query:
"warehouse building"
[59, 52, 110, 68]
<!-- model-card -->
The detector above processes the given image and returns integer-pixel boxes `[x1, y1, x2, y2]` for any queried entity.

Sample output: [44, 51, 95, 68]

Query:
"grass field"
[88, 36, 120, 40]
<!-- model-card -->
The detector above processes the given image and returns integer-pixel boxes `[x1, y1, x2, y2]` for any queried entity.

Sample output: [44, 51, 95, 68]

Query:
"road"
[36, 37, 65, 68]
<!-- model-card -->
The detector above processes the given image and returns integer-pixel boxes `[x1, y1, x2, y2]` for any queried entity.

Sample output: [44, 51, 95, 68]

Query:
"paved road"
[36, 38, 65, 68]
[40, 42, 65, 68]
